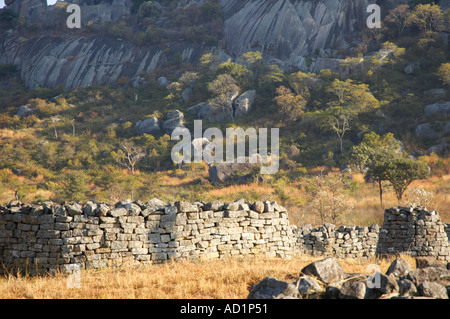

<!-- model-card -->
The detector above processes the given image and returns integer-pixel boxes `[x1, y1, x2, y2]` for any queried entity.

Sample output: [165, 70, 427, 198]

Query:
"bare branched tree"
[116, 140, 147, 175]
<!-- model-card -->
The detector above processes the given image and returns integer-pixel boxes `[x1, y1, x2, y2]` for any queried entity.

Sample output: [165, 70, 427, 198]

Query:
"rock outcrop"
[0, 30, 203, 89]
[188, 90, 256, 122]
[162, 110, 186, 135]
[219, 0, 372, 69]
[208, 153, 262, 184]
[134, 117, 161, 136]
[3, 0, 432, 89]
[248, 257, 450, 299]
[234, 90, 256, 119]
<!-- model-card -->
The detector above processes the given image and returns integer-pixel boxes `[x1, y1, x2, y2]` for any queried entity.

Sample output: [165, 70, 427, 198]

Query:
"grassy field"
[0, 254, 417, 299]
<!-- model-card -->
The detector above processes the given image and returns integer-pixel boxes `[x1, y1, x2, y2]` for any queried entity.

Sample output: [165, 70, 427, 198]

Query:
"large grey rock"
[374, 273, 399, 295]
[404, 62, 420, 74]
[163, 110, 186, 135]
[197, 103, 234, 123]
[134, 117, 161, 136]
[220, 0, 370, 69]
[415, 121, 450, 140]
[95, 203, 110, 217]
[397, 278, 417, 297]
[5, 0, 426, 89]
[247, 277, 299, 299]
[203, 200, 223, 212]
[190, 138, 212, 155]
[16, 105, 34, 117]
[424, 88, 448, 97]
[8, 0, 132, 28]
[407, 267, 450, 286]
[0, 31, 201, 89]
[130, 75, 147, 88]
[428, 142, 448, 155]
[338, 281, 366, 299]
[234, 90, 256, 119]
[146, 198, 167, 208]
[181, 87, 193, 103]
[208, 154, 262, 184]
[187, 102, 208, 115]
[108, 207, 128, 217]
[175, 201, 198, 213]
[301, 257, 345, 285]
[157, 76, 170, 88]
[295, 275, 323, 296]
[417, 282, 449, 299]
[252, 201, 265, 214]
[424, 102, 450, 118]
[83, 201, 98, 216]
[66, 203, 83, 216]
[386, 258, 411, 278]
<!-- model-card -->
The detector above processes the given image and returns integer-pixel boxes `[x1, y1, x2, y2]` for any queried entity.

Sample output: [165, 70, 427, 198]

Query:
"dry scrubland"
[2, 167, 447, 227]
[151, 169, 450, 227]
[0, 254, 417, 299]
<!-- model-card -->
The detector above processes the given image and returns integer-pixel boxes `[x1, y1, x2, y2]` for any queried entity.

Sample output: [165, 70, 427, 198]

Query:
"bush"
[137, 1, 162, 20]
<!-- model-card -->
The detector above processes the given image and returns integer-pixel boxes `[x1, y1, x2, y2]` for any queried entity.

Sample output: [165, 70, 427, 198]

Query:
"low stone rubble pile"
[248, 257, 450, 299]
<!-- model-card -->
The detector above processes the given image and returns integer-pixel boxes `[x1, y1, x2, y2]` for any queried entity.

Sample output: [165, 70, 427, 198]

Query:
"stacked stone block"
[294, 224, 379, 259]
[377, 206, 450, 261]
[0, 199, 295, 274]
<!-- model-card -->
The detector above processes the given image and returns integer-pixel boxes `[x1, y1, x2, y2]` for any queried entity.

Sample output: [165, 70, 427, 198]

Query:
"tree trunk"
[378, 180, 383, 208]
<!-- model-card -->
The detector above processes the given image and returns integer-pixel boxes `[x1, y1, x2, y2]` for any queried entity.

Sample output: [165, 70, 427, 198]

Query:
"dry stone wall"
[377, 206, 450, 261]
[0, 199, 449, 274]
[294, 224, 380, 259]
[0, 199, 296, 274]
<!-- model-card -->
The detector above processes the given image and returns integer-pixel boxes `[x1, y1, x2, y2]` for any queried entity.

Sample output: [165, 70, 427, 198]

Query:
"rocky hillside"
[3, 0, 449, 89]
[0, 0, 449, 208]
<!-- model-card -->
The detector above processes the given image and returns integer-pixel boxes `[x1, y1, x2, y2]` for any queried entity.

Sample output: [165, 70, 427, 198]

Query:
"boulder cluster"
[248, 257, 450, 299]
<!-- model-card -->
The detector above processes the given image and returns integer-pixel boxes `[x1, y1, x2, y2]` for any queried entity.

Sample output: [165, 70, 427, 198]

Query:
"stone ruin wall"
[0, 199, 296, 274]
[377, 206, 450, 260]
[0, 199, 449, 274]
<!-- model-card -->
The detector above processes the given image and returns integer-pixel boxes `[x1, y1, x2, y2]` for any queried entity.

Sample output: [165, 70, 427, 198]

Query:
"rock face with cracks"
[6, 0, 448, 88]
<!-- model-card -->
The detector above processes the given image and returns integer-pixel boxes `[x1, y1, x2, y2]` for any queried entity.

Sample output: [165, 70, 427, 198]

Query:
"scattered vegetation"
[0, 2, 448, 228]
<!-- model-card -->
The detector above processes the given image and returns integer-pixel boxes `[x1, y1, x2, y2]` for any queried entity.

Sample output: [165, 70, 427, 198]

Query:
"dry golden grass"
[0, 254, 416, 299]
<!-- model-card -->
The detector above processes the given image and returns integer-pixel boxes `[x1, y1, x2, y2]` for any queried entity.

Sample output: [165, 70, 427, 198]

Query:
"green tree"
[353, 132, 403, 207]
[207, 74, 240, 116]
[323, 79, 380, 154]
[385, 4, 411, 37]
[217, 60, 253, 90]
[240, 51, 263, 66]
[287, 71, 318, 100]
[406, 4, 444, 33]
[351, 132, 402, 170]
[274, 86, 307, 121]
[137, 1, 161, 20]
[369, 157, 429, 202]
[240, 51, 264, 86]
[257, 64, 285, 90]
